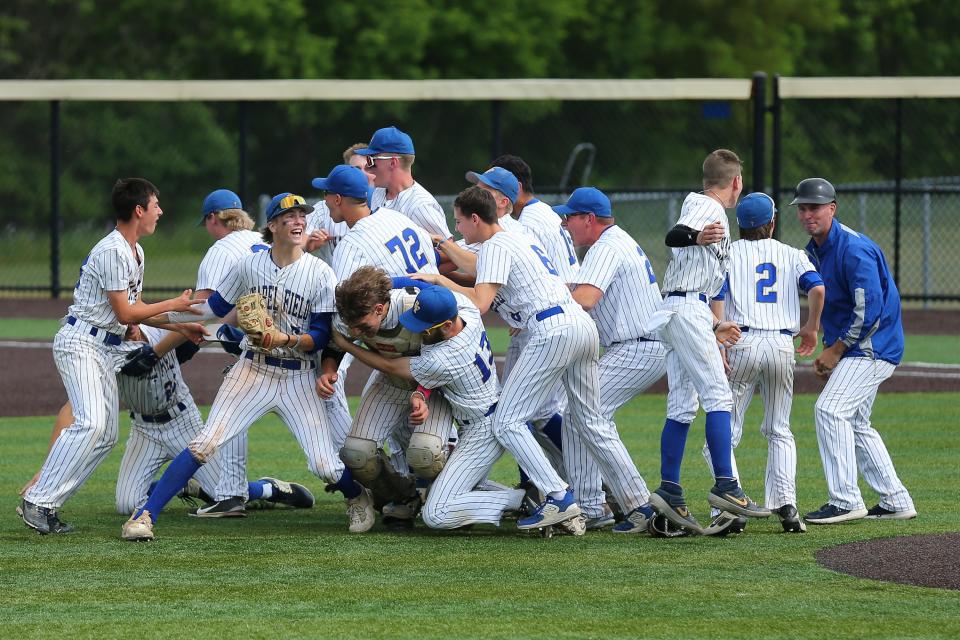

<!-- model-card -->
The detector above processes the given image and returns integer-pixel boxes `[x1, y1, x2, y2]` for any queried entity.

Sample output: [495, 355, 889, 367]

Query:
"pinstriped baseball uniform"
[476, 229, 604, 499]
[660, 192, 733, 424]
[114, 325, 222, 514]
[701, 238, 819, 509]
[414, 294, 526, 528]
[332, 288, 453, 469]
[517, 198, 579, 284]
[332, 207, 439, 280]
[567, 225, 666, 518]
[305, 200, 349, 266]
[27, 230, 143, 509]
[195, 229, 271, 502]
[371, 182, 452, 239]
[188, 250, 346, 487]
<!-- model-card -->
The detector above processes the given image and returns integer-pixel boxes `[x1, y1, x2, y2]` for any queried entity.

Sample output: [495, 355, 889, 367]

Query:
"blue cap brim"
[311, 177, 330, 190]
[552, 204, 576, 216]
[352, 147, 376, 156]
[398, 309, 434, 333]
[267, 204, 314, 222]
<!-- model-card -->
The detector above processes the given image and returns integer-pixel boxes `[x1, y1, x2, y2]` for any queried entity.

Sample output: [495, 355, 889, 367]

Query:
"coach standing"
[793, 177, 917, 525]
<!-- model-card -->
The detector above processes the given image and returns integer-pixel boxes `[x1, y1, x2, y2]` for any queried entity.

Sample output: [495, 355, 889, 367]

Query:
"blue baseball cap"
[736, 192, 776, 229]
[199, 188, 242, 225]
[312, 165, 373, 200]
[465, 167, 519, 204]
[265, 192, 313, 222]
[353, 126, 415, 156]
[399, 286, 459, 333]
[552, 187, 612, 217]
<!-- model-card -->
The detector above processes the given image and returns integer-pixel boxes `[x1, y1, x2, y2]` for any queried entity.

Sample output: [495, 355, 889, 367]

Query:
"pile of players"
[18, 125, 917, 541]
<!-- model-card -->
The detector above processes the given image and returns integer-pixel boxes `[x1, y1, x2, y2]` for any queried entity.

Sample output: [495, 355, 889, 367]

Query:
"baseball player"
[194, 188, 271, 510]
[20, 178, 204, 535]
[416, 185, 600, 530]
[792, 177, 917, 524]
[701, 192, 825, 533]
[304, 143, 368, 264]
[331, 284, 545, 531]
[556, 187, 668, 533]
[121, 192, 371, 541]
[648, 150, 771, 534]
[354, 126, 452, 239]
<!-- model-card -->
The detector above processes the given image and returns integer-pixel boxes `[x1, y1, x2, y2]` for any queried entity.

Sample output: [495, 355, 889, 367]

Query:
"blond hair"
[342, 143, 368, 163]
[213, 208, 255, 231]
[702, 149, 742, 190]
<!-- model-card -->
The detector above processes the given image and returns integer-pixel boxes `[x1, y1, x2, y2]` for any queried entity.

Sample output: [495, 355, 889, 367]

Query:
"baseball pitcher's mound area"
[816, 533, 960, 590]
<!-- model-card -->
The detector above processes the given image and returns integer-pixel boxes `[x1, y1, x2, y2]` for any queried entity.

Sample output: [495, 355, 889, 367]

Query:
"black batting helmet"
[790, 178, 836, 205]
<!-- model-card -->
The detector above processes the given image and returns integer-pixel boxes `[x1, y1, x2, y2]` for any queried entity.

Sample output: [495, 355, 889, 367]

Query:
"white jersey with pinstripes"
[518, 199, 579, 284]
[477, 229, 572, 327]
[68, 229, 143, 334]
[371, 182, 452, 239]
[331, 207, 439, 281]
[724, 238, 817, 332]
[117, 326, 189, 415]
[196, 230, 270, 291]
[661, 192, 730, 298]
[410, 294, 497, 424]
[217, 250, 337, 361]
[576, 225, 662, 347]
[305, 200, 349, 266]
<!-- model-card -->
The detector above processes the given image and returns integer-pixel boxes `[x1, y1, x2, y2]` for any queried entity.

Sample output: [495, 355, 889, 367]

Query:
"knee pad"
[339, 437, 381, 484]
[406, 432, 446, 480]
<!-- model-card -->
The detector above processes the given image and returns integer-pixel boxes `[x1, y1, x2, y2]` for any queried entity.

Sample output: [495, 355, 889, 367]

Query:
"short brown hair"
[336, 266, 392, 327]
[739, 220, 774, 241]
[703, 149, 742, 189]
[214, 208, 255, 231]
[260, 225, 274, 244]
[454, 186, 497, 225]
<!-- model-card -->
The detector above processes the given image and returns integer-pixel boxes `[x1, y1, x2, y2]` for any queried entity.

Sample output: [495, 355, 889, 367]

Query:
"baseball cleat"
[776, 504, 807, 532]
[701, 512, 742, 537]
[585, 506, 616, 531]
[647, 513, 691, 538]
[176, 478, 215, 508]
[612, 505, 654, 534]
[346, 487, 375, 533]
[707, 480, 771, 518]
[190, 496, 247, 518]
[517, 488, 581, 530]
[555, 514, 587, 536]
[381, 494, 422, 531]
[865, 504, 917, 520]
[259, 477, 315, 509]
[804, 503, 868, 525]
[122, 510, 155, 542]
[19, 499, 74, 535]
[649, 486, 703, 534]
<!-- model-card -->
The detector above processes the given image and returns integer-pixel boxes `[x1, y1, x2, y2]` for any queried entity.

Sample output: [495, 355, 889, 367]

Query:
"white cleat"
[122, 510, 155, 542]
[346, 487, 375, 533]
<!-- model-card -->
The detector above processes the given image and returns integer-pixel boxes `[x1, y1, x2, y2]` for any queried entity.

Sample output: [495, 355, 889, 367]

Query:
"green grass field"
[2, 393, 958, 639]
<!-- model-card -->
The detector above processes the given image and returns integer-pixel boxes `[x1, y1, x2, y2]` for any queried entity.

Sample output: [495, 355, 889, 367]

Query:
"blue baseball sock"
[660, 419, 690, 485]
[540, 413, 564, 451]
[248, 480, 266, 500]
[136, 449, 201, 522]
[704, 410, 734, 479]
[330, 468, 362, 499]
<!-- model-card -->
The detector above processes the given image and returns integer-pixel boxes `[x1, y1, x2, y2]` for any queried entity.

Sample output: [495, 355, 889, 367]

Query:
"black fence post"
[50, 100, 61, 299]
[490, 100, 503, 161]
[771, 74, 782, 239]
[894, 98, 903, 286]
[751, 72, 766, 196]
[238, 101, 248, 204]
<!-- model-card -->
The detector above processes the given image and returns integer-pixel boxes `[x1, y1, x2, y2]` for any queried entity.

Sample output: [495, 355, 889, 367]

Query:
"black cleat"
[19, 500, 74, 535]
[259, 477, 315, 509]
[189, 496, 247, 518]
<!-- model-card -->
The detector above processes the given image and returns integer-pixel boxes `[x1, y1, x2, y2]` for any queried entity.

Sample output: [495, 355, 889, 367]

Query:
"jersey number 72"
[385, 228, 429, 273]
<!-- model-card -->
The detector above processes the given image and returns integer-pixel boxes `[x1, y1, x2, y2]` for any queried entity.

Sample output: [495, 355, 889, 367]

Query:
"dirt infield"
[0, 300, 957, 417]
[816, 533, 960, 590]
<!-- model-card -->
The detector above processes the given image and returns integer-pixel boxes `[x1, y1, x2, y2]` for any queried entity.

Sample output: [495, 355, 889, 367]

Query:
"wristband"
[414, 384, 432, 401]
[713, 321, 721, 331]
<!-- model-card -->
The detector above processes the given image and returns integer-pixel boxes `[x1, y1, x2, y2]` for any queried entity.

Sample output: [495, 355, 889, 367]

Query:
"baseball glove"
[120, 345, 159, 377]
[647, 514, 691, 538]
[236, 292, 285, 349]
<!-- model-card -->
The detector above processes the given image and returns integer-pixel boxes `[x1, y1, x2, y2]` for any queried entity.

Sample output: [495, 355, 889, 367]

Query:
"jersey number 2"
[385, 229, 428, 274]
[756, 263, 778, 303]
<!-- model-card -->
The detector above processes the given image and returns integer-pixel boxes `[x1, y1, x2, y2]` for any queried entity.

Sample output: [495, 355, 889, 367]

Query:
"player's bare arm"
[797, 284, 826, 356]
[411, 273, 500, 314]
[814, 340, 846, 379]
[571, 284, 603, 311]
[109, 289, 202, 325]
[434, 236, 478, 275]
[664, 221, 725, 247]
[331, 330, 413, 380]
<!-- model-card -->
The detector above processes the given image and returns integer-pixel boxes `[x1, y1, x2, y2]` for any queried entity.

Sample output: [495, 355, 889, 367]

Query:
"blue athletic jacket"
[805, 219, 904, 365]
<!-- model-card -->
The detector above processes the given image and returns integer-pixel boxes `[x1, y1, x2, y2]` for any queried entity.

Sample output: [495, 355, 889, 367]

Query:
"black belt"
[740, 326, 793, 336]
[667, 291, 708, 303]
[244, 351, 316, 370]
[460, 402, 498, 426]
[535, 306, 563, 321]
[66, 315, 122, 346]
[613, 337, 658, 346]
[134, 401, 187, 424]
